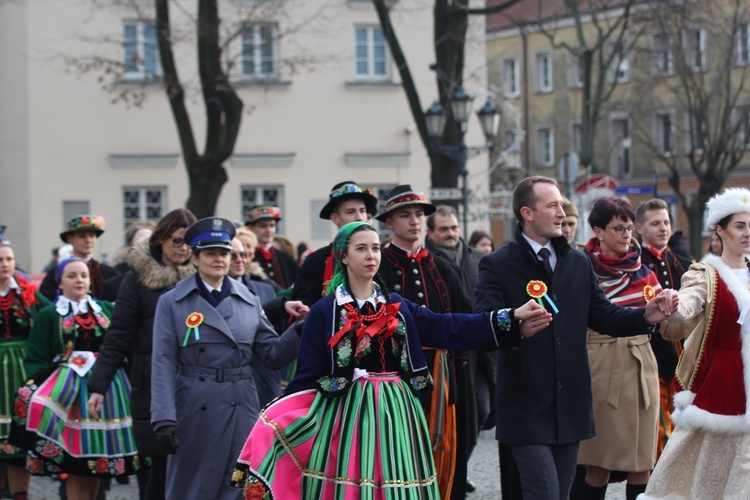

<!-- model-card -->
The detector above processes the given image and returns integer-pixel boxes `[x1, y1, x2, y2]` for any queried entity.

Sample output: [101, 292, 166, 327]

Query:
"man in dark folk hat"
[40, 214, 118, 300]
[376, 184, 472, 500]
[245, 206, 298, 289]
[291, 181, 378, 307]
[151, 216, 300, 499]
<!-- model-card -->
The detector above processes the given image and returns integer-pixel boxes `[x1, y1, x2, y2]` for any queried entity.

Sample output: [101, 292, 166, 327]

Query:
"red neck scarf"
[256, 246, 273, 261]
[328, 302, 401, 348]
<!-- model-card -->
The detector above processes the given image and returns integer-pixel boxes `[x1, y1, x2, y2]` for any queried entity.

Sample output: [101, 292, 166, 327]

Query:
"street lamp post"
[424, 86, 500, 240]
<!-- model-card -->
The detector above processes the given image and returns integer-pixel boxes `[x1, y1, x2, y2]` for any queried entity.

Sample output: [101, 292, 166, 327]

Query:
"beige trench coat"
[577, 329, 660, 472]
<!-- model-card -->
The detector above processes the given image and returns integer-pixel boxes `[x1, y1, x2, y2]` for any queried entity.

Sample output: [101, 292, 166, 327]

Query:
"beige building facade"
[485, 0, 750, 250]
[0, 0, 490, 272]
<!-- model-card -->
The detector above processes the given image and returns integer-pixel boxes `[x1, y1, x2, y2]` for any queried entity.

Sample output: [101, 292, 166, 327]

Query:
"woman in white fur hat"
[641, 187, 750, 499]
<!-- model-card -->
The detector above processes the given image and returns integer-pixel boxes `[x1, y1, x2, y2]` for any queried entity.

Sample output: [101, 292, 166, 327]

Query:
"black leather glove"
[156, 425, 180, 454]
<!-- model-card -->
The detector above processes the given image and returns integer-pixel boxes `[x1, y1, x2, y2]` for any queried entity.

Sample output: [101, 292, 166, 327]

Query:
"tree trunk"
[155, 0, 243, 218]
[685, 201, 706, 260]
[185, 158, 229, 218]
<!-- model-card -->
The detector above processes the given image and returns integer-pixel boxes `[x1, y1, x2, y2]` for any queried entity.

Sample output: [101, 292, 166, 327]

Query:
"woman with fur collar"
[641, 188, 750, 499]
[86, 208, 197, 500]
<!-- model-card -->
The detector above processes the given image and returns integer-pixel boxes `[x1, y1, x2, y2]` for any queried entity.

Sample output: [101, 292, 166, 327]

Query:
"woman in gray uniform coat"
[150, 217, 300, 499]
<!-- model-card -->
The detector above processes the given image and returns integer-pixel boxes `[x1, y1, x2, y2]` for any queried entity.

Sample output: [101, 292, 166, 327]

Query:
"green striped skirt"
[0, 339, 26, 459]
[232, 372, 440, 499]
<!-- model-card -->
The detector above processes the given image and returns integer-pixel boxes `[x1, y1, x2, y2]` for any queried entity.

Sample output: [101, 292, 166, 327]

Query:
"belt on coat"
[586, 332, 653, 410]
[178, 365, 253, 383]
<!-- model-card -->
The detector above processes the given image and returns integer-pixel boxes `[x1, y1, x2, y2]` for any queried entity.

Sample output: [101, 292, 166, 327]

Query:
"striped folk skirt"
[19, 361, 143, 477]
[0, 339, 27, 462]
[232, 372, 440, 499]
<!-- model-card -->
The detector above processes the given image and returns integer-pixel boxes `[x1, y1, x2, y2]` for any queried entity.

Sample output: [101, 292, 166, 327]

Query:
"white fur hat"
[705, 187, 750, 231]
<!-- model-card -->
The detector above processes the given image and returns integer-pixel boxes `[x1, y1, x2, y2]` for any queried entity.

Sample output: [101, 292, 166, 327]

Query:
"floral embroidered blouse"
[286, 284, 515, 398]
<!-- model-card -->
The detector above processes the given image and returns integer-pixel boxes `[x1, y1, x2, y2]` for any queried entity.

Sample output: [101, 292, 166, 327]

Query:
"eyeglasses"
[171, 237, 188, 247]
[606, 225, 635, 235]
[231, 252, 247, 261]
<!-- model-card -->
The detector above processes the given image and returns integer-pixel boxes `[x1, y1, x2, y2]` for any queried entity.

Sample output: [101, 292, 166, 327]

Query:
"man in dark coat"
[473, 176, 678, 500]
[426, 204, 493, 494]
[635, 198, 693, 461]
[375, 185, 472, 499]
[245, 206, 298, 289]
[291, 181, 378, 307]
[40, 214, 119, 300]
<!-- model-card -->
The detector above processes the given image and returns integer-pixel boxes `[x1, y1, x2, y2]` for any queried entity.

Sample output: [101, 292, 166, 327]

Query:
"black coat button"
[199, 377, 205, 382]
[200, 405, 207, 410]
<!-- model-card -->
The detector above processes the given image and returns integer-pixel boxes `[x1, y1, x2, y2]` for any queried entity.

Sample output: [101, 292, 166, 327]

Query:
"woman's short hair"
[588, 197, 635, 230]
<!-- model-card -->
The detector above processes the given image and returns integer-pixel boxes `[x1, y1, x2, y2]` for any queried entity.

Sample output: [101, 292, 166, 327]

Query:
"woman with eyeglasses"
[86, 208, 197, 500]
[577, 197, 662, 500]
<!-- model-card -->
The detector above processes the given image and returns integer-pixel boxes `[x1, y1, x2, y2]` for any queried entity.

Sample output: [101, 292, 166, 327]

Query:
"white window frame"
[122, 187, 167, 229]
[501, 57, 520, 98]
[735, 21, 750, 66]
[608, 38, 630, 83]
[567, 52, 584, 89]
[653, 110, 676, 156]
[355, 25, 391, 82]
[569, 120, 582, 155]
[535, 51, 553, 93]
[122, 21, 162, 81]
[609, 114, 632, 178]
[239, 23, 280, 80]
[683, 27, 707, 72]
[650, 32, 673, 77]
[535, 125, 554, 167]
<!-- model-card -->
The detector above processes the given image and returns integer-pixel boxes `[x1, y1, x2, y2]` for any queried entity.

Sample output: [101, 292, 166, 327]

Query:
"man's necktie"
[211, 289, 221, 301]
[538, 247, 554, 279]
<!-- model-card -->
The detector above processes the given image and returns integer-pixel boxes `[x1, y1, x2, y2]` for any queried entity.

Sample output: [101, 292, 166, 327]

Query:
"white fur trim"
[672, 401, 750, 434]
[672, 390, 695, 411]
[705, 187, 750, 231]
[672, 257, 750, 433]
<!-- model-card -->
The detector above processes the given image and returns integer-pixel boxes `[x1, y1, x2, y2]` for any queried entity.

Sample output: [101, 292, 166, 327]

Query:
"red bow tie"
[256, 246, 272, 260]
[408, 249, 429, 262]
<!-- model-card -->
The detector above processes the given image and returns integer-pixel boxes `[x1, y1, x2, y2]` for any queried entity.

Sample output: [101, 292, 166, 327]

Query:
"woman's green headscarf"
[324, 221, 373, 296]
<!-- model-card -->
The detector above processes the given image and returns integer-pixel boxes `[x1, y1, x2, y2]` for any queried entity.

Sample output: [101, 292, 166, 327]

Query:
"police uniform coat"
[473, 226, 658, 445]
[151, 275, 300, 500]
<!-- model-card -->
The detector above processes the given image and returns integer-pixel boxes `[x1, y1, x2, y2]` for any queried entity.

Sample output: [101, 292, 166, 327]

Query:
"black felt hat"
[318, 181, 379, 220]
[374, 184, 436, 222]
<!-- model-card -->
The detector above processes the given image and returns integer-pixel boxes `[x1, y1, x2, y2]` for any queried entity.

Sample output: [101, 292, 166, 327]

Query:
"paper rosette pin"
[183, 312, 204, 347]
[526, 280, 559, 313]
[643, 285, 656, 302]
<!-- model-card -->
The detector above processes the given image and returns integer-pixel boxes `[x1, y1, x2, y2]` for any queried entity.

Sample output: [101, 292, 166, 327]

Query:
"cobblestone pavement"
[468, 430, 626, 500]
[29, 431, 627, 499]
[29, 476, 138, 499]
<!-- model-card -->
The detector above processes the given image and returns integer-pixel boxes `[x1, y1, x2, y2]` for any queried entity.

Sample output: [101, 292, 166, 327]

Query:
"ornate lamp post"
[424, 86, 500, 240]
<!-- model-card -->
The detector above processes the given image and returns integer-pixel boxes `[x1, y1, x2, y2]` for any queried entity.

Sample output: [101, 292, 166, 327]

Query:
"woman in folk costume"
[231, 221, 552, 499]
[0, 234, 50, 500]
[578, 197, 663, 500]
[641, 188, 750, 499]
[150, 217, 301, 500]
[86, 208, 197, 500]
[12, 258, 140, 500]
